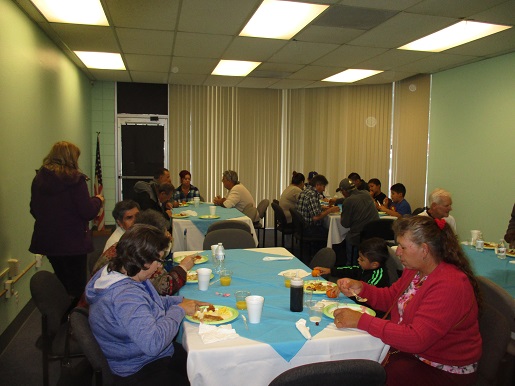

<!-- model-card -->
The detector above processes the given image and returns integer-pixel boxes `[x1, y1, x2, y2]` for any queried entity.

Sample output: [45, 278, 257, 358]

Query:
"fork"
[350, 289, 367, 303]
[241, 315, 248, 330]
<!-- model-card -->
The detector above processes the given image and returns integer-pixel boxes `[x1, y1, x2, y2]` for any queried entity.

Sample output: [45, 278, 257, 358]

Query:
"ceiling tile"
[337, 0, 421, 12]
[269, 79, 316, 89]
[405, 0, 507, 18]
[313, 45, 388, 67]
[396, 53, 481, 73]
[174, 32, 232, 58]
[289, 65, 343, 80]
[124, 54, 171, 72]
[89, 69, 132, 82]
[204, 75, 244, 87]
[130, 71, 170, 84]
[50, 24, 119, 52]
[237, 77, 280, 88]
[295, 25, 365, 44]
[470, 1, 515, 25]
[171, 57, 219, 75]
[355, 49, 432, 70]
[268, 41, 340, 65]
[116, 28, 174, 55]
[168, 73, 207, 85]
[104, 0, 180, 30]
[178, 0, 259, 35]
[223, 37, 287, 61]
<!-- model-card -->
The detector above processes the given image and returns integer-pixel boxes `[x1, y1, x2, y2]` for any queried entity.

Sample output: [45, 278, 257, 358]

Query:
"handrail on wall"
[0, 261, 36, 298]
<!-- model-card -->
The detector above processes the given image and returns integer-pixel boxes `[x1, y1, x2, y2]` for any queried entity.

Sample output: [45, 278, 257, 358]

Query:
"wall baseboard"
[0, 299, 35, 355]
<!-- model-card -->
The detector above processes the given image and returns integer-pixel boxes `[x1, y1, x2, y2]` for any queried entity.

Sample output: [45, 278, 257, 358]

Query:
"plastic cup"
[283, 272, 295, 288]
[304, 288, 313, 306]
[197, 268, 212, 291]
[235, 290, 251, 310]
[246, 295, 264, 323]
[307, 300, 324, 323]
[194, 197, 200, 208]
[219, 270, 233, 286]
[470, 230, 480, 248]
[209, 206, 217, 217]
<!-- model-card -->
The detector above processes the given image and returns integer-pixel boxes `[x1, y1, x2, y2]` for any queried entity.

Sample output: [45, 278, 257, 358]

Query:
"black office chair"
[207, 220, 252, 234]
[360, 219, 395, 244]
[203, 229, 256, 250]
[411, 207, 426, 216]
[309, 247, 336, 269]
[476, 276, 515, 386]
[30, 271, 84, 386]
[254, 199, 270, 247]
[70, 307, 114, 386]
[271, 202, 294, 250]
[268, 359, 386, 386]
[290, 208, 327, 264]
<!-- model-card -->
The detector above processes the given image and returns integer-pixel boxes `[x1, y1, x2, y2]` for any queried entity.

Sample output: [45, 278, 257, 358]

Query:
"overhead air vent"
[312, 5, 398, 30]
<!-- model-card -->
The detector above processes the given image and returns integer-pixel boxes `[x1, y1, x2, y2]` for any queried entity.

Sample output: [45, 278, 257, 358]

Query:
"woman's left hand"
[333, 308, 362, 329]
[179, 255, 195, 271]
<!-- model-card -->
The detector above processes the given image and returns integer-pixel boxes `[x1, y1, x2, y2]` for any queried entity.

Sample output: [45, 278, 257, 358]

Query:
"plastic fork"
[350, 289, 368, 303]
[241, 314, 248, 330]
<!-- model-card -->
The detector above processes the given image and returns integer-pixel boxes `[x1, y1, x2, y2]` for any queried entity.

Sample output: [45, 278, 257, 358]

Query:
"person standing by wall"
[29, 141, 104, 302]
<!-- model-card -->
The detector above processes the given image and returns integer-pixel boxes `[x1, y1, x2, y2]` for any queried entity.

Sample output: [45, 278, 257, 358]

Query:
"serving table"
[176, 247, 388, 386]
[171, 204, 258, 251]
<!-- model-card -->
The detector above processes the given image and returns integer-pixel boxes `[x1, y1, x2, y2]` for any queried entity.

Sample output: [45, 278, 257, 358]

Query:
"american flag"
[94, 133, 105, 230]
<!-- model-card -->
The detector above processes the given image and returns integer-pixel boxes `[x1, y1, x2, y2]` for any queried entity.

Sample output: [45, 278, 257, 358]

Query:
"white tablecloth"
[175, 247, 388, 386]
[172, 216, 258, 251]
[324, 214, 397, 248]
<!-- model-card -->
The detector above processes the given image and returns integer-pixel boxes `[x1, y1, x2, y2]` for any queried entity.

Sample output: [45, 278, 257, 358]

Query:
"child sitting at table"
[313, 237, 390, 289]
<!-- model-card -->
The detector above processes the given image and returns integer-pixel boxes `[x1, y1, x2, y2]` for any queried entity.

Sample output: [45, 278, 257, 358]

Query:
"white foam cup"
[197, 268, 212, 291]
[209, 206, 217, 216]
[470, 230, 481, 246]
[246, 295, 264, 323]
[194, 197, 200, 207]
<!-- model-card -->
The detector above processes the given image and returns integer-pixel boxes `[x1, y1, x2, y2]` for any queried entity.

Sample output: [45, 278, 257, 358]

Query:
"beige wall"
[0, 0, 93, 336]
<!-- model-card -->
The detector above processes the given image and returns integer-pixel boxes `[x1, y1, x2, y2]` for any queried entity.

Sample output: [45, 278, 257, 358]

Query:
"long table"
[171, 203, 258, 251]
[464, 245, 515, 297]
[176, 247, 388, 386]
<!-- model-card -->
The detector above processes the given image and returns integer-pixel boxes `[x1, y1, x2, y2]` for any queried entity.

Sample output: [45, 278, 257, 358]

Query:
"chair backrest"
[411, 207, 426, 216]
[70, 307, 114, 386]
[257, 199, 270, 220]
[476, 303, 511, 385]
[243, 203, 259, 222]
[207, 220, 252, 234]
[271, 202, 288, 228]
[384, 246, 403, 284]
[268, 359, 386, 386]
[477, 276, 515, 355]
[289, 208, 306, 235]
[203, 229, 256, 249]
[30, 270, 72, 337]
[273, 199, 279, 205]
[309, 248, 336, 269]
[360, 219, 394, 243]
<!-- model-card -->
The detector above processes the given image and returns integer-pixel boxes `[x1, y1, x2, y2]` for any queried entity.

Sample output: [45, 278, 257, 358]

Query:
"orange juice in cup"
[220, 270, 232, 286]
[235, 290, 250, 310]
[283, 272, 295, 288]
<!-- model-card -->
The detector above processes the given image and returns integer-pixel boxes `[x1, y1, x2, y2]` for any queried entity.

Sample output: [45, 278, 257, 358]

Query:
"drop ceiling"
[13, 0, 515, 88]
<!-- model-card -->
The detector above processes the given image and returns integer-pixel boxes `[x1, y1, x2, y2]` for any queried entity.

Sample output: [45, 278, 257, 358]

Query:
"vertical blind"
[169, 77, 429, 227]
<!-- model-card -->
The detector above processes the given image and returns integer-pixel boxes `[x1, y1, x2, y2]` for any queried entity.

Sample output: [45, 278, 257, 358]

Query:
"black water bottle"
[290, 277, 304, 312]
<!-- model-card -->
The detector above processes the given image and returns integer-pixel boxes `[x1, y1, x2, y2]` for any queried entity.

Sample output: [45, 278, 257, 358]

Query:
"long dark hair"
[110, 224, 169, 277]
[291, 171, 305, 185]
[393, 216, 481, 306]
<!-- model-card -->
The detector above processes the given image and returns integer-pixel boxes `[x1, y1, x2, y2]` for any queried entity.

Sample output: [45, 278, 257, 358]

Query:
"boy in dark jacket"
[314, 237, 390, 288]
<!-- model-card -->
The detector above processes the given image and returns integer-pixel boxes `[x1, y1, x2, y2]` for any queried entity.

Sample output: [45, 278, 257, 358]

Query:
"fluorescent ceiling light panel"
[398, 21, 511, 52]
[212, 60, 261, 76]
[240, 0, 329, 40]
[323, 69, 383, 83]
[74, 51, 125, 70]
[31, 0, 109, 26]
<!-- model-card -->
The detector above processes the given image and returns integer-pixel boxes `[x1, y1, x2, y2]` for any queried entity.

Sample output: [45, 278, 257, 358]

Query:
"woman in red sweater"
[334, 216, 481, 386]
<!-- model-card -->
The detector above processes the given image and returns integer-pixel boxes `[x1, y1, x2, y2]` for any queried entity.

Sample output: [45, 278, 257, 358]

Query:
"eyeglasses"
[155, 257, 165, 265]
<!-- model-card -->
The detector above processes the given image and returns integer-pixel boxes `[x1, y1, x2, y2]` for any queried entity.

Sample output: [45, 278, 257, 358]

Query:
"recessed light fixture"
[398, 21, 511, 52]
[212, 60, 261, 76]
[240, 0, 328, 40]
[323, 69, 383, 83]
[74, 51, 125, 70]
[31, 0, 109, 26]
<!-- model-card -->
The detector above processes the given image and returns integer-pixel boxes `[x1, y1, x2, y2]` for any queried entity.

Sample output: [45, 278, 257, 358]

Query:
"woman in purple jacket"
[30, 141, 103, 299]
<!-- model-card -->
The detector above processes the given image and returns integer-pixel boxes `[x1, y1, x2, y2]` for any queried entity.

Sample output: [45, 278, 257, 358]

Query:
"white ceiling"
[14, 0, 515, 88]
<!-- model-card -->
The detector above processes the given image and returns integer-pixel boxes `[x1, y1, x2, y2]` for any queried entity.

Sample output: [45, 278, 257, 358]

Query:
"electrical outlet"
[35, 254, 43, 268]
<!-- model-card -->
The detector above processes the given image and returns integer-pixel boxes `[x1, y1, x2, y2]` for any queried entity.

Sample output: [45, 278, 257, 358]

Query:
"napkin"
[263, 256, 294, 261]
[181, 210, 198, 216]
[198, 323, 239, 344]
[295, 318, 312, 340]
[277, 269, 311, 278]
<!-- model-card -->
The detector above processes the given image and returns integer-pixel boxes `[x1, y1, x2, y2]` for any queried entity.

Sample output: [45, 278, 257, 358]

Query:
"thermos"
[290, 277, 304, 312]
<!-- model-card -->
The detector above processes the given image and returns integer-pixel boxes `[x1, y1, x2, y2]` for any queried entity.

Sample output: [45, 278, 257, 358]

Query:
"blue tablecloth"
[178, 249, 353, 361]
[176, 205, 246, 235]
[464, 246, 515, 297]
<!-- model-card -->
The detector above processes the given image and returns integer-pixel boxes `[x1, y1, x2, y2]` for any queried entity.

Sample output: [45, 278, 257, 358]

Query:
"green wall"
[0, 0, 93, 336]
[428, 52, 515, 243]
